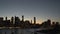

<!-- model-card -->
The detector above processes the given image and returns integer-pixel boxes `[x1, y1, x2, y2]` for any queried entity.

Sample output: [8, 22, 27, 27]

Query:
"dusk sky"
[0, 0, 60, 24]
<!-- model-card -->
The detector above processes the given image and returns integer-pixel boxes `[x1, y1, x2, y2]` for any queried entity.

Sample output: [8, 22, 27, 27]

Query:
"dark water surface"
[0, 28, 60, 34]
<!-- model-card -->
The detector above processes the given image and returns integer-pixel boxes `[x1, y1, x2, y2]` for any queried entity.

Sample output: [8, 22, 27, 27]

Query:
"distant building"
[22, 15, 24, 22]
[11, 16, 14, 24]
[15, 16, 20, 26]
[0, 17, 3, 26]
[41, 19, 51, 28]
[10, 16, 14, 26]
[47, 19, 51, 26]
[56, 22, 59, 26]
[15, 16, 20, 23]
[0, 17, 3, 21]
[3, 20, 10, 27]
[34, 17, 36, 24]
[24, 20, 30, 28]
[52, 22, 55, 25]
[5, 17, 7, 21]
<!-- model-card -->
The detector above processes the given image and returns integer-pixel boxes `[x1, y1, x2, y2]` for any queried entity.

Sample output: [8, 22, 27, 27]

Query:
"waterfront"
[0, 28, 60, 34]
[0, 16, 60, 34]
[0, 28, 38, 34]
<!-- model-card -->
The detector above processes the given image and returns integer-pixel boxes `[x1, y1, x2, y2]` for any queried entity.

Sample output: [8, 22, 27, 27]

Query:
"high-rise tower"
[11, 16, 14, 24]
[34, 17, 36, 24]
[22, 15, 24, 22]
[5, 17, 7, 21]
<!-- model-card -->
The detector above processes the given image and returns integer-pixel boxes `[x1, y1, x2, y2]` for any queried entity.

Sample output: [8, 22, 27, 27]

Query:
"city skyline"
[0, 0, 60, 24]
[0, 16, 59, 28]
[0, 16, 38, 24]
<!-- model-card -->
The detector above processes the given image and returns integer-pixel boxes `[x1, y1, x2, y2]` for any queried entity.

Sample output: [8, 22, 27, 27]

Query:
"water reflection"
[0, 28, 60, 34]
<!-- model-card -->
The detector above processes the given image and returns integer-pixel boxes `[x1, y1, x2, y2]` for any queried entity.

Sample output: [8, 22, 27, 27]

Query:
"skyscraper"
[5, 17, 7, 21]
[22, 15, 24, 22]
[11, 16, 14, 24]
[34, 17, 36, 24]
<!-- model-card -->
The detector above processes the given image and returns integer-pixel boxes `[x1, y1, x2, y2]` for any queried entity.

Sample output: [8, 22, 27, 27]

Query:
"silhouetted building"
[52, 22, 55, 25]
[34, 17, 36, 24]
[0, 17, 3, 21]
[54, 22, 60, 30]
[3, 20, 10, 27]
[24, 20, 31, 28]
[11, 16, 14, 26]
[42, 21, 47, 27]
[0, 17, 3, 26]
[15, 16, 20, 26]
[55, 22, 59, 26]
[51, 22, 56, 27]
[11, 16, 14, 24]
[22, 15, 24, 22]
[47, 19, 51, 27]
[0, 16, 59, 29]
[5, 17, 7, 21]
[41, 19, 51, 28]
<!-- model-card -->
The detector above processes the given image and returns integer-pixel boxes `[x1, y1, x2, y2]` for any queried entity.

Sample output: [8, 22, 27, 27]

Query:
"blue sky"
[0, 0, 60, 24]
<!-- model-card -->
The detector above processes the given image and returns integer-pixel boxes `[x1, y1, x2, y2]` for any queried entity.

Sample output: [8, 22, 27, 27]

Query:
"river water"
[0, 28, 60, 34]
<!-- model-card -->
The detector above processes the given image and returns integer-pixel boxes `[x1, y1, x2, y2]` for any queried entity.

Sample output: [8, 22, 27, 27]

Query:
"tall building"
[15, 16, 20, 26]
[5, 17, 7, 21]
[34, 17, 36, 24]
[0, 17, 3, 21]
[15, 16, 20, 22]
[0, 17, 4, 26]
[11, 16, 14, 24]
[22, 15, 24, 22]
[47, 19, 51, 26]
